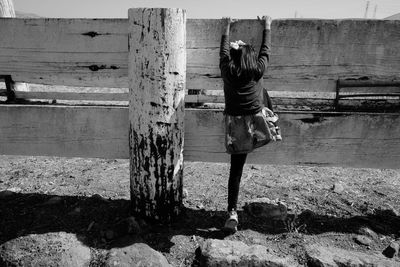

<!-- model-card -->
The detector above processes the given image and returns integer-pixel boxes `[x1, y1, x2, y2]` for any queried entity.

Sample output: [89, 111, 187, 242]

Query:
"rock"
[0, 232, 91, 267]
[104, 243, 171, 267]
[183, 189, 188, 199]
[200, 239, 298, 267]
[382, 242, 399, 258]
[7, 187, 22, 193]
[375, 208, 398, 218]
[196, 203, 205, 210]
[354, 235, 373, 246]
[250, 165, 260, 170]
[332, 182, 345, 194]
[243, 198, 287, 221]
[384, 204, 399, 216]
[358, 227, 378, 240]
[306, 244, 397, 267]
[91, 193, 109, 202]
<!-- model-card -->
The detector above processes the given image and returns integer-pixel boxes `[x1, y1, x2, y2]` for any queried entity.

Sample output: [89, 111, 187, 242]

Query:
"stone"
[384, 204, 399, 216]
[0, 232, 91, 267]
[382, 242, 399, 258]
[243, 198, 287, 221]
[332, 182, 345, 194]
[357, 227, 378, 240]
[306, 244, 398, 267]
[196, 203, 205, 210]
[200, 239, 298, 267]
[183, 189, 189, 199]
[7, 187, 22, 193]
[104, 243, 171, 267]
[91, 193, 109, 202]
[354, 235, 373, 246]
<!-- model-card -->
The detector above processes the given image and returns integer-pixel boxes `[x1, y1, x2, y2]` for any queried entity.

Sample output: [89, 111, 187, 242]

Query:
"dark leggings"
[228, 153, 248, 211]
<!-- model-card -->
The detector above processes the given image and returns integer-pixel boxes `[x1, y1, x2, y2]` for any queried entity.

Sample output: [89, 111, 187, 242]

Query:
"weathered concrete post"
[128, 8, 186, 221]
[0, 0, 15, 17]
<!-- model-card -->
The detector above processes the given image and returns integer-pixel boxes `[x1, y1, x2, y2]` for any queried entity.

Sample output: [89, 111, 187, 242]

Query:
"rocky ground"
[0, 155, 400, 266]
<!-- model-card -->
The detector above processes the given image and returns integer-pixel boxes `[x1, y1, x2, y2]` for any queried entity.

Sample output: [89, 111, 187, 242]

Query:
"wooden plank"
[338, 80, 400, 88]
[187, 75, 337, 92]
[1, 18, 400, 92]
[0, 88, 129, 101]
[186, 94, 224, 103]
[184, 109, 400, 169]
[3, 90, 395, 113]
[13, 91, 128, 101]
[1, 105, 399, 169]
[339, 86, 400, 94]
[0, 105, 128, 158]
[0, 18, 128, 87]
[187, 19, 400, 80]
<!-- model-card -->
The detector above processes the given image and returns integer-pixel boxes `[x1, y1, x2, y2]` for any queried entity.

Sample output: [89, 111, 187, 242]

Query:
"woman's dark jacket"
[220, 29, 271, 116]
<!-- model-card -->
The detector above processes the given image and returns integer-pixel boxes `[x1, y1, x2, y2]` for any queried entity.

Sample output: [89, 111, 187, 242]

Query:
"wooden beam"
[0, 18, 129, 87]
[186, 19, 400, 80]
[1, 19, 400, 91]
[184, 109, 400, 169]
[186, 76, 338, 93]
[338, 79, 400, 88]
[2, 91, 129, 101]
[1, 106, 399, 169]
[0, 105, 128, 158]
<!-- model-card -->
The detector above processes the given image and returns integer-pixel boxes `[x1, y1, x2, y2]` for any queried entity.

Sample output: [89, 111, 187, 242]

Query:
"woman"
[220, 16, 279, 232]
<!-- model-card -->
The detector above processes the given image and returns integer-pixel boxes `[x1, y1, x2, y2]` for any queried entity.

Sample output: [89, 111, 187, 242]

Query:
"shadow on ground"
[1, 192, 400, 253]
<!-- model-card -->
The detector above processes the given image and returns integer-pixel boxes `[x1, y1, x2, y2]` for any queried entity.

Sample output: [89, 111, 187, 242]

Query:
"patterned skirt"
[225, 108, 277, 154]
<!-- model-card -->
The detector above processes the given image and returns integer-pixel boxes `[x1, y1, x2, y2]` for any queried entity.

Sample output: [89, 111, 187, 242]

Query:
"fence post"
[0, 0, 15, 17]
[128, 8, 186, 221]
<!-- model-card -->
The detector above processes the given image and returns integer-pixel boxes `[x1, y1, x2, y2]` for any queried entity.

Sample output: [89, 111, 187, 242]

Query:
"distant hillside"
[15, 11, 41, 18]
[384, 13, 400, 20]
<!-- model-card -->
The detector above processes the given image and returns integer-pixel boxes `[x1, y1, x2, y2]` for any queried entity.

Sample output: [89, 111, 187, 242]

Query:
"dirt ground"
[1, 155, 400, 266]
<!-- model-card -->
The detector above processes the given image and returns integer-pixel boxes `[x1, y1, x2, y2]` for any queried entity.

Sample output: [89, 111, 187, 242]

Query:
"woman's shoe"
[224, 210, 238, 232]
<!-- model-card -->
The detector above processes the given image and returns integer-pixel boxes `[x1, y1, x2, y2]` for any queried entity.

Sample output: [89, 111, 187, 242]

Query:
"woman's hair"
[228, 44, 261, 80]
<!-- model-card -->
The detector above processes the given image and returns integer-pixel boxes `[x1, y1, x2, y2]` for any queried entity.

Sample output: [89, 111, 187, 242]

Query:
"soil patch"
[1, 155, 399, 266]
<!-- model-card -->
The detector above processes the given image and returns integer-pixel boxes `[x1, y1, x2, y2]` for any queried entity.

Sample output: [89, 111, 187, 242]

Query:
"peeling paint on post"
[0, 0, 15, 17]
[128, 8, 186, 221]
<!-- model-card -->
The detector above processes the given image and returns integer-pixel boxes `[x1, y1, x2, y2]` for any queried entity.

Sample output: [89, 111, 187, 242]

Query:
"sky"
[13, 0, 400, 19]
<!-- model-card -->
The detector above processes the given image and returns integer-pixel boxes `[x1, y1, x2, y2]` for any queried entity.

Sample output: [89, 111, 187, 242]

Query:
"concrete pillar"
[0, 0, 15, 17]
[128, 8, 186, 221]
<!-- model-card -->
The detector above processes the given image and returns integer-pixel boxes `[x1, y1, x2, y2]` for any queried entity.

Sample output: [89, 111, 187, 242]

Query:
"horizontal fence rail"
[0, 105, 399, 169]
[1, 18, 400, 92]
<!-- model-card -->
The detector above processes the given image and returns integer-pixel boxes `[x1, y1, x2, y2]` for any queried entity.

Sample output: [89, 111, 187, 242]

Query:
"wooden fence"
[0, 17, 400, 169]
